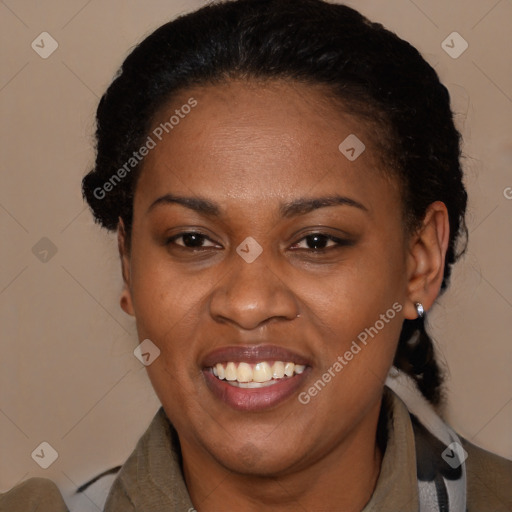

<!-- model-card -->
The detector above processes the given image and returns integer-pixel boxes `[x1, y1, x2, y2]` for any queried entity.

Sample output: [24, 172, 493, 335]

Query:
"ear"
[404, 201, 450, 320]
[118, 218, 135, 316]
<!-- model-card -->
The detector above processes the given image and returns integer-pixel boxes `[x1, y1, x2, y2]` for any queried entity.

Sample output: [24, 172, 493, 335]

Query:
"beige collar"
[105, 389, 419, 511]
[362, 390, 419, 511]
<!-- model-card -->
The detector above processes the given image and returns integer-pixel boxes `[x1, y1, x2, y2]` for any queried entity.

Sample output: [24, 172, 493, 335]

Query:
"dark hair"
[82, 0, 467, 406]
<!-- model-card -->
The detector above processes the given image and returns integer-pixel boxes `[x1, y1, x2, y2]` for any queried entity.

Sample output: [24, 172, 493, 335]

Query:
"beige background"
[1, 0, 511, 510]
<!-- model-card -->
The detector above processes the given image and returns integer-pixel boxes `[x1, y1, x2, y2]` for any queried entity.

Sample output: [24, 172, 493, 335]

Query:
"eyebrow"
[280, 195, 368, 218]
[146, 193, 368, 217]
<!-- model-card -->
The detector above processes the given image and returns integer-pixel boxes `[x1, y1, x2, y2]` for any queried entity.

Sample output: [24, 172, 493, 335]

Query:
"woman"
[2, 0, 509, 510]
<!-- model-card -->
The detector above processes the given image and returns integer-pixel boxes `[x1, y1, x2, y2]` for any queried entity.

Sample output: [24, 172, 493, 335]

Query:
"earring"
[388, 366, 400, 378]
[415, 302, 424, 318]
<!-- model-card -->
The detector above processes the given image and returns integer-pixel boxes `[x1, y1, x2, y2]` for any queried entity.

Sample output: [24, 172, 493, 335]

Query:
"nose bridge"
[209, 247, 298, 328]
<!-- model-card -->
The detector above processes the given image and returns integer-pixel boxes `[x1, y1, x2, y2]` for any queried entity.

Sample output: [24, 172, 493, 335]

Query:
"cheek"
[300, 236, 406, 383]
[304, 241, 405, 330]
[300, 293, 403, 424]
[128, 245, 210, 357]
[128, 256, 210, 415]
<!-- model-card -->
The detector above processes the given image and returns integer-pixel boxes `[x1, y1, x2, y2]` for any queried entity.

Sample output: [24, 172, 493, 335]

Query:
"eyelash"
[165, 231, 352, 252]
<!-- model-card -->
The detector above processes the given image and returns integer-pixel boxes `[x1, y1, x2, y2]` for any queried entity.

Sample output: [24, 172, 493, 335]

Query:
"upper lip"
[201, 344, 311, 368]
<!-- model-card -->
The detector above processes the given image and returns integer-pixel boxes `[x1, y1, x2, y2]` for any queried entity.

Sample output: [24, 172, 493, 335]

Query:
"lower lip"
[203, 369, 309, 412]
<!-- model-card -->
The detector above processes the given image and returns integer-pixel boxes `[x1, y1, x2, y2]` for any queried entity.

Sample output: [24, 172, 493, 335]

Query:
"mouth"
[201, 345, 311, 411]
[208, 360, 306, 387]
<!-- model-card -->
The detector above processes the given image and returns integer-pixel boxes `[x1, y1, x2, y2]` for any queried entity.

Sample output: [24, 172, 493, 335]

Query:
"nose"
[209, 251, 299, 330]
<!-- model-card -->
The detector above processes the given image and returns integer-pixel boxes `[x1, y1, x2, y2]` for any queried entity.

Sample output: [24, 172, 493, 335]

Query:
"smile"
[201, 345, 311, 411]
[209, 361, 306, 388]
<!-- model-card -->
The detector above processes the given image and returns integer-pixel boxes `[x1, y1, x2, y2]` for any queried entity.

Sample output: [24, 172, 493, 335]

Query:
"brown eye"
[291, 233, 351, 251]
[166, 232, 218, 249]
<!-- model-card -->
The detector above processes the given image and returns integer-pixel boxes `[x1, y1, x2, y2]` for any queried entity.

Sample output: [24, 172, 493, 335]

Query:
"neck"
[182, 398, 385, 512]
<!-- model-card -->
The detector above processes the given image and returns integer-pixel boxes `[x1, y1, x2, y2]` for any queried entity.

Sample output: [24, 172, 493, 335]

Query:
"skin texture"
[117, 80, 449, 512]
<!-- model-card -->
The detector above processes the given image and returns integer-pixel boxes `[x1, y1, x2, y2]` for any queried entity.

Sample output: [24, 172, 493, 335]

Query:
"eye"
[166, 231, 220, 249]
[290, 233, 351, 251]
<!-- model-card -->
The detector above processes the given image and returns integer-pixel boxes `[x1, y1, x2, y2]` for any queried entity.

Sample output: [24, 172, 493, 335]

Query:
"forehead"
[135, 79, 396, 212]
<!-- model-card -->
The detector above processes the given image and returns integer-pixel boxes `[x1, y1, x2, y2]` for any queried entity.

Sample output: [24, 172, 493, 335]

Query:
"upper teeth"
[212, 361, 306, 383]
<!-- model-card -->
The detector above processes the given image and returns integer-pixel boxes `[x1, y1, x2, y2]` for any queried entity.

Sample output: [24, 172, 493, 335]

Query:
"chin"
[206, 434, 306, 477]
[221, 450, 299, 477]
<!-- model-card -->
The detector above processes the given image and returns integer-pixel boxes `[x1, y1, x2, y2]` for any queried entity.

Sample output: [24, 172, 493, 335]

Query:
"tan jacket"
[2, 391, 511, 511]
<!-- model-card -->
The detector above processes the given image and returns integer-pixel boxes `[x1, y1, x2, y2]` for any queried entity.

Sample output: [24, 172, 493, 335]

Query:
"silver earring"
[388, 366, 400, 378]
[415, 302, 424, 318]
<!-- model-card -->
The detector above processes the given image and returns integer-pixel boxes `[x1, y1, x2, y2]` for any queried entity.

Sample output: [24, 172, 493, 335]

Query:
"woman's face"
[122, 80, 413, 477]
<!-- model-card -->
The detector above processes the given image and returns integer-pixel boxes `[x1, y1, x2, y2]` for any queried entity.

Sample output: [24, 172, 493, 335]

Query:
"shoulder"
[104, 407, 170, 511]
[462, 438, 512, 512]
[102, 430, 144, 511]
[0, 477, 68, 512]
[104, 407, 194, 511]
[103, 472, 136, 511]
